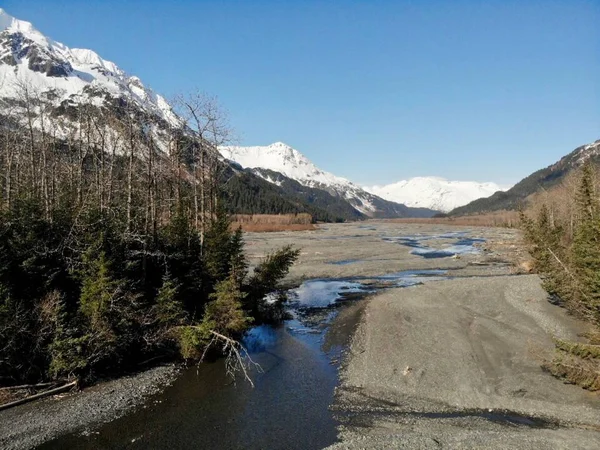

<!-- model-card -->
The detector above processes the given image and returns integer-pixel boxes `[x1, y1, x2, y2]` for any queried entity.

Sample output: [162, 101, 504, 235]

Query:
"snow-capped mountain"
[365, 177, 506, 213]
[0, 9, 436, 220]
[220, 142, 358, 196]
[219, 142, 435, 217]
[0, 8, 178, 127]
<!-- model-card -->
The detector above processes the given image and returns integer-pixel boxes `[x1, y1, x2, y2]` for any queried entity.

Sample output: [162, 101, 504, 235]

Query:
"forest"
[0, 85, 298, 387]
[521, 162, 600, 390]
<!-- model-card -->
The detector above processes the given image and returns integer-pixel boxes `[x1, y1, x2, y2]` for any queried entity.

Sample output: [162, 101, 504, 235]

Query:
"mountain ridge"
[0, 8, 178, 129]
[0, 8, 434, 221]
[219, 142, 437, 218]
[450, 139, 600, 216]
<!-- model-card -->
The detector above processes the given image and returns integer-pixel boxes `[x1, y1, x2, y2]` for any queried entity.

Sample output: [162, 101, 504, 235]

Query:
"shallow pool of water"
[383, 232, 485, 259]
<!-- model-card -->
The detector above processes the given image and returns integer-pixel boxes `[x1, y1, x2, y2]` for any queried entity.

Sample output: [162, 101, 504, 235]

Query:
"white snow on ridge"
[220, 142, 352, 188]
[219, 142, 380, 214]
[221, 143, 507, 214]
[0, 8, 179, 127]
[365, 177, 508, 213]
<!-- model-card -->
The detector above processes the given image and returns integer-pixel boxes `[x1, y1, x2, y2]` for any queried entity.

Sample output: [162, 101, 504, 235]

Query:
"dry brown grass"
[231, 213, 316, 232]
[384, 211, 521, 228]
[544, 351, 600, 391]
[234, 223, 317, 232]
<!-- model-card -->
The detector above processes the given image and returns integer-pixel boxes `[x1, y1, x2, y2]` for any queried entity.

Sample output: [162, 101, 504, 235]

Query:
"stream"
[39, 233, 483, 449]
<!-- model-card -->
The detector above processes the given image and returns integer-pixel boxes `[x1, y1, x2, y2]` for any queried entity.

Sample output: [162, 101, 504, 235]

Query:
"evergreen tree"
[571, 163, 600, 320]
[203, 275, 252, 337]
[154, 275, 185, 328]
[245, 245, 300, 322]
[49, 297, 88, 379]
[204, 205, 234, 282]
[229, 226, 248, 289]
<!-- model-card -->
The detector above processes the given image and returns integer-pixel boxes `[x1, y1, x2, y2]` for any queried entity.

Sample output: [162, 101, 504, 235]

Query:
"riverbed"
[4, 221, 588, 449]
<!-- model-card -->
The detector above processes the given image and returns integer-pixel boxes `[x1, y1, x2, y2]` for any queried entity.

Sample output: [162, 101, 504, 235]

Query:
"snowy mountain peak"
[0, 8, 35, 34]
[365, 177, 508, 213]
[219, 142, 351, 187]
[220, 143, 397, 215]
[0, 9, 178, 127]
[0, 8, 63, 51]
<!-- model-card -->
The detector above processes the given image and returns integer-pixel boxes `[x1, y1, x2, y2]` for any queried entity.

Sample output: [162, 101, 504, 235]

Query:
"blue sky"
[3, 0, 599, 186]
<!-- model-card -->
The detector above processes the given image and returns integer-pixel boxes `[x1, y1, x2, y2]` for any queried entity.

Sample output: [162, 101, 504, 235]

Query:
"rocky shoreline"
[0, 365, 180, 450]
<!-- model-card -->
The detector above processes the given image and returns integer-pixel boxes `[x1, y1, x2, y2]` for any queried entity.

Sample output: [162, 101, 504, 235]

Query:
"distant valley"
[220, 142, 504, 218]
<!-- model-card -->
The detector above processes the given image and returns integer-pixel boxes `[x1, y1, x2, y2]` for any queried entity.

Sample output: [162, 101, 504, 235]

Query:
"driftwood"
[0, 382, 58, 391]
[0, 381, 77, 412]
[201, 330, 262, 387]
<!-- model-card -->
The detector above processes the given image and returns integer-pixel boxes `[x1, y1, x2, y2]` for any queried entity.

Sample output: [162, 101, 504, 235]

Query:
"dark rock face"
[0, 53, 15, 65]
[0, 30, 72, 77]
[92, 66, 116, 78]
[25, 46, 72, 77]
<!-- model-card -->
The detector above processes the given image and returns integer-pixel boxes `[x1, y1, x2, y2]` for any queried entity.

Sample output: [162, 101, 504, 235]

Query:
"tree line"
[521, 162, 600, 390]
[0, 83, 298, 386]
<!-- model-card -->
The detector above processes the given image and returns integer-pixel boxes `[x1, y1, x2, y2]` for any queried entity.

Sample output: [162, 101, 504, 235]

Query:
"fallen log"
[0, 382, 58, 391]
[0, 381, 78, 412]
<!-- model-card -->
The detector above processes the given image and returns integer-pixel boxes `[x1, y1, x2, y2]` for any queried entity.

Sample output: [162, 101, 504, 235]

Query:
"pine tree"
[245, 245, 299, 321]
[571, 162, 600, 321]
[154, 275, 185, 328]
[203, 275, 252, 337]
[77, 245, 122, 371]
[229, 226, 248, 289]
[49, 296, 88, 379]
[79, 249, 119, 326]
[204, 204, 233, 282]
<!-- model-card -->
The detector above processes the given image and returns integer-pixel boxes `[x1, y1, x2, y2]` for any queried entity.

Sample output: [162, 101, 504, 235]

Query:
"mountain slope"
[220, 142, 437, 218]
[365, 177, 506, 213]
[450, 139, 600, 216]
[0, 8, 178, 128]
[222, 166, 364, 222]
[0, 8, 433, 221]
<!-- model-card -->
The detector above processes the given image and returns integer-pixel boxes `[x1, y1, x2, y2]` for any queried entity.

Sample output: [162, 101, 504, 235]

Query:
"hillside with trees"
[520, 162, 600, 390]
[0, 89, 299, 387]
[451, 140, 600, 216]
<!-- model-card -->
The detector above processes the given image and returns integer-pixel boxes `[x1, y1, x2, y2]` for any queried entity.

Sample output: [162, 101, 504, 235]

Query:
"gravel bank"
[0, 365, 180, 450]
[328, 275, 600, 449]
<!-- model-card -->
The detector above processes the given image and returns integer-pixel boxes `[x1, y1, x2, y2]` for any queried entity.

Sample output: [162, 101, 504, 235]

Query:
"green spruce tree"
[571, 162, 600, 321]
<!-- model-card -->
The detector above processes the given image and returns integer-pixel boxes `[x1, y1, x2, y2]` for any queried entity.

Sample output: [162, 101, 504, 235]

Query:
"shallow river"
[39, 230, 481, 449]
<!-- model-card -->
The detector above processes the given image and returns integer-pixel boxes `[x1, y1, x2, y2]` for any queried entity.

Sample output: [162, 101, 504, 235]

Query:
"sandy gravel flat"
[321, 228, 600, 448]
[0, 366, 179, 450]
[245, 221, 521, 281]
[247, 222, 600, 447]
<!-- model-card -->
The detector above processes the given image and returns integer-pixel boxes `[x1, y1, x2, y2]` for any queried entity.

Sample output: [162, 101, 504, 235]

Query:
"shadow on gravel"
[338, 409, 561, 430]
[335, 387, 561, 430]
